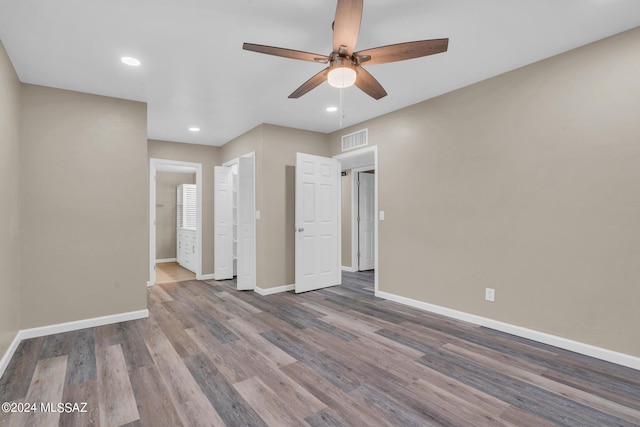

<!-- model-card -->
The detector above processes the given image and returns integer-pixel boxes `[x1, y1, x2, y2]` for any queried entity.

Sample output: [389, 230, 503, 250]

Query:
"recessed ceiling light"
[121, 56, 141, 66]
[326, 107, 338, 112]
[189, 127, 200, 132]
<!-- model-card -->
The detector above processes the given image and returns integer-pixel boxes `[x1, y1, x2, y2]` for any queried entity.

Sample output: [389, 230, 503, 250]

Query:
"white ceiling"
[1, 0, 639, 147]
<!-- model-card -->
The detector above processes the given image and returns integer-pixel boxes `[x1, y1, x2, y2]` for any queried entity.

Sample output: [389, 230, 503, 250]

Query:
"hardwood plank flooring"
[1, 271, 639, 426]
[96, 344, 139, 426]
[12, 355, 67, 427]
[155, 262, 195, 285]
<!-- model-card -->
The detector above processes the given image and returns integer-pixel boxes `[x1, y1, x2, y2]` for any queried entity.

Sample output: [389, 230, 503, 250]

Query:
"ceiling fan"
[243, 0, 448, 100]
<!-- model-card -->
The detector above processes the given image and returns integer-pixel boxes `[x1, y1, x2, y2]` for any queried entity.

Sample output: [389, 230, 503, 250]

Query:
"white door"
[236, 155, 256, 290]
[214, 166, 234, 280]
[358, 172, 375, 270]
[295, 153, 341, 293]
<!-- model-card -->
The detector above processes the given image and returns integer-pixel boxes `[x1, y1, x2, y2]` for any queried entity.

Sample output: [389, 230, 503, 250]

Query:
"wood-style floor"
[1, 272, 639, 426]
[155, 262, 195, 285]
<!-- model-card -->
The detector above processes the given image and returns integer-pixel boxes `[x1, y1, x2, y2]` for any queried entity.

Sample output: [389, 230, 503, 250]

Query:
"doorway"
[333, 146, 378, 294]
[149, 158, 203, 286]
[214, 152, 257, 290]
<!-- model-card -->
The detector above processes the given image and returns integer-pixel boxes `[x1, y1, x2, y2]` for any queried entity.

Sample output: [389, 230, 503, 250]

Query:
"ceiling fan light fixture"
[327, 59, 356, 88]
[327, 66, 356, 88]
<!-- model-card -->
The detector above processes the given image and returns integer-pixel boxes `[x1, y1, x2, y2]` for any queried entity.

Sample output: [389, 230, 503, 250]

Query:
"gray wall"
[20, 84, 148, 329]
[156, 172, 195, 260]
[0, 40, 21, 357]
[328, 27, 640, 357]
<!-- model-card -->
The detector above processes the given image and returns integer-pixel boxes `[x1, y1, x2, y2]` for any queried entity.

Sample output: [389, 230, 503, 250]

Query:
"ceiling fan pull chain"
[340, 87, 344, 129]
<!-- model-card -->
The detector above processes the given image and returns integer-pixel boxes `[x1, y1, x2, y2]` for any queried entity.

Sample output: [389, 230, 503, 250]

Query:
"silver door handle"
[297, 227, 304, 232]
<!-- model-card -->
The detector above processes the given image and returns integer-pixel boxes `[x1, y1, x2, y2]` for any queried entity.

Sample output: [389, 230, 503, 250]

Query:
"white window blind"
[177, 184, 197, 230]
[184, 184, 197, 229]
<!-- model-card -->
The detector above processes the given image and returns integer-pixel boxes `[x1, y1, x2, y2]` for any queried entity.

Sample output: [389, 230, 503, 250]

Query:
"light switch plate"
[255, 210, 261, 220]
[379, 211, 385, 221]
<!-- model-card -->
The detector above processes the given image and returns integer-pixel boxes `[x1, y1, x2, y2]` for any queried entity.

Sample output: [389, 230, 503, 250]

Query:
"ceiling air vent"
[341, 128, 368, 152]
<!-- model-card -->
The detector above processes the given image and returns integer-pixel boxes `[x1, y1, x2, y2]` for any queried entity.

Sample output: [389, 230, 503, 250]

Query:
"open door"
[236, 155, 256, 290]
[358, 172, 375, 271]
[295, 153, 341, 293]
[214, 166, 233, 280]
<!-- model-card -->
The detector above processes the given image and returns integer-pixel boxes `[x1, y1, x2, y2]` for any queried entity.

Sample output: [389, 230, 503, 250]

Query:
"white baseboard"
[376, 290, 640, 371]
[156, 258, 177, 263]
[0, 309, 149, 379]
[0, 332, 22, 381]
[341, 266, 357, 272]
[19, 309, 149, 340]
[199, 273, 215, 281]
[255, 284, 295, 296]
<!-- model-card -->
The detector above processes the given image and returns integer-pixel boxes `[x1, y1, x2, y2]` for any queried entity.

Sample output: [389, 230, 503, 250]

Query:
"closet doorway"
[149, 158, 203, 286]
[214, 152, 256, 290]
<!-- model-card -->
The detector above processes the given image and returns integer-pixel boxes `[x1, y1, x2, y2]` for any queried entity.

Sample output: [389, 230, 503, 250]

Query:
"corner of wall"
[0, 39, 23, 367]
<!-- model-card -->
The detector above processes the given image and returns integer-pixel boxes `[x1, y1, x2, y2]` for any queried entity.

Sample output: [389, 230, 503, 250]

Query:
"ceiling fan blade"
[355, 38, 449, 65]
[354, 66, 387, 100]
[289, 67, 330, 98]
[243, 43, 330, 63]
[333, 0, 363, 54]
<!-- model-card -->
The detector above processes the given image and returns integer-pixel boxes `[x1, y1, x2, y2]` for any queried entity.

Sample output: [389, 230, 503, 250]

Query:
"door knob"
[297, 227, 304, 232]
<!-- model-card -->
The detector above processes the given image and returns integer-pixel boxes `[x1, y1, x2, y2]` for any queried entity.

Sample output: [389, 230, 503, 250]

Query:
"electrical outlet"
[485, 288, 495, 302]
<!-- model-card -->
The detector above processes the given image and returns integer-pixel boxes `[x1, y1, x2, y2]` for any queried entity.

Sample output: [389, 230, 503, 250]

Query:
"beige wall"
[221, 124, 328, 288]
[220, 125, 263, 163]
[0, 40, 21, 356]
[156, 172, 195, 260]
[328, 27, 640, 357]
[261, 124, 329, 287]
[148, 139, 220, 276]
[20, 85, 148, 328]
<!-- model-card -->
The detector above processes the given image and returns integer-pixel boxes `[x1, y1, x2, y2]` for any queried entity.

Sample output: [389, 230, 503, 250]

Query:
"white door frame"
[333, 146, 378, 294]
[149, 158, 203, 286]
